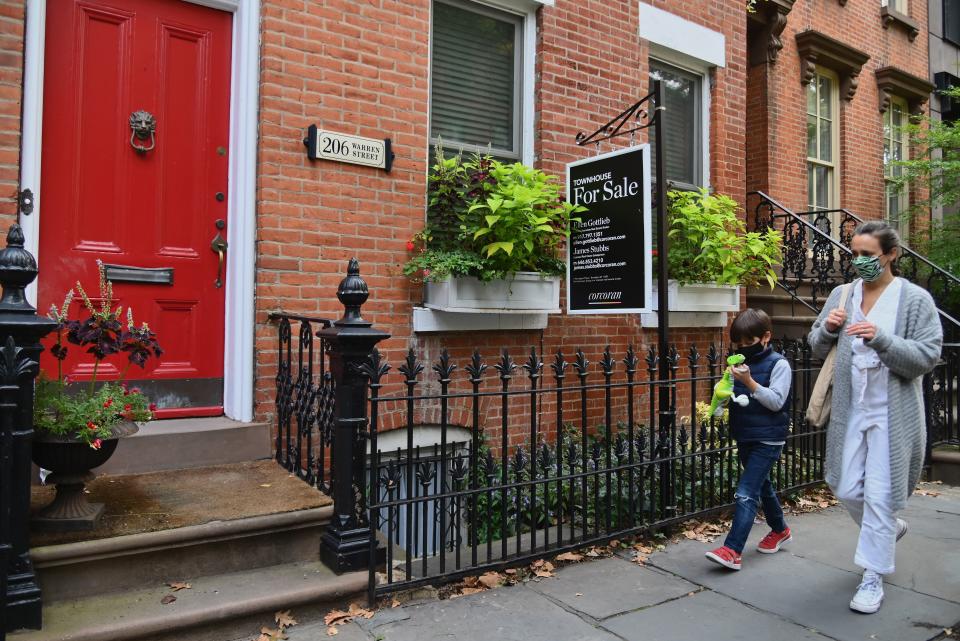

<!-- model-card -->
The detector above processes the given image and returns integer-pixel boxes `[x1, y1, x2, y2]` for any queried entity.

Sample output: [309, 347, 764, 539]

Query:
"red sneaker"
[705, 546, 742, 570]
[757, 527, 792, 554]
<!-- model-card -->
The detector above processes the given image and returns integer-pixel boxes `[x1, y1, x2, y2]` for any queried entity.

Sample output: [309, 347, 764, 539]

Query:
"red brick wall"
[254, 0, 749, 444]
[749, 0, 930, 220]
[0, 0, 25, 227]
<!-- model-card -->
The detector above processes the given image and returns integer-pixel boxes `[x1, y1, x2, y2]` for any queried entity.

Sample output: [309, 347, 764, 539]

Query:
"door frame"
[19, 0, 259, 422]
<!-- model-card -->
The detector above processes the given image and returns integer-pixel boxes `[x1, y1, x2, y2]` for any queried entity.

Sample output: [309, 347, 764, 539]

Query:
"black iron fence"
[270, 259, 959, 606]
[361, 339, 827, 602]
[269, 313, 335, 492]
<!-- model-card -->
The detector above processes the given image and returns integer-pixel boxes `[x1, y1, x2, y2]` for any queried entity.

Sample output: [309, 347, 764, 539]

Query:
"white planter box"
[650, 281, 741, 313]
[424, 272, 561, 314]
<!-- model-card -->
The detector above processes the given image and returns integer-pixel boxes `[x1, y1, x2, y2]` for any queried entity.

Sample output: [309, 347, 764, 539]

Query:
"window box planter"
[650, 280, 741, 313]
[424, 272, 561, 314]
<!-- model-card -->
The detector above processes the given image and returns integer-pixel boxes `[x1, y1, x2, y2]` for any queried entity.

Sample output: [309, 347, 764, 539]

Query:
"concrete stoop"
[32, 507, 334, 601]
[11, 561, 366, 641]
[12, 503, 364, 641]
[930, 447, 960, 485]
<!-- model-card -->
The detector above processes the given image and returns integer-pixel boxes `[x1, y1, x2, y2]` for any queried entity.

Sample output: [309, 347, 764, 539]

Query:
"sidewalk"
[289, 484, 960, 641]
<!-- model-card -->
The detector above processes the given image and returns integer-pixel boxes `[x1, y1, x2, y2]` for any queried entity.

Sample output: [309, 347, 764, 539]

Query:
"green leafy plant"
[404, 145, 584, 283]
[36, 260, 162, 449]
[666, 188, 783, 288]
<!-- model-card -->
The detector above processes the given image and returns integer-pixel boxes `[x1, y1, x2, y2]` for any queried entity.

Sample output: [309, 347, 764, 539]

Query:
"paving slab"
[648, 538, 960, 641]
[526, 556, 698, 619]
[359, 585, 619, 641]
[602, 589, 836, 641]
[785, 506, 960, 604]
[285, 621, 370, 641]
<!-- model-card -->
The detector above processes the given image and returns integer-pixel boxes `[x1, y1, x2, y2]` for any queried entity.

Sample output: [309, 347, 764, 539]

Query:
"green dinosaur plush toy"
[707, 353, 749, 417]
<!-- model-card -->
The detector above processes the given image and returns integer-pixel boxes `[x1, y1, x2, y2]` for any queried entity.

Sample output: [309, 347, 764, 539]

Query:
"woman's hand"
[825, 308, 847, 332]
[846, 321, 878, 341]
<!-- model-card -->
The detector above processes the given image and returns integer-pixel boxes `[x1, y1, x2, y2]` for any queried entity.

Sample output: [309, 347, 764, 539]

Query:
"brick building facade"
[0, 0, 932, 439]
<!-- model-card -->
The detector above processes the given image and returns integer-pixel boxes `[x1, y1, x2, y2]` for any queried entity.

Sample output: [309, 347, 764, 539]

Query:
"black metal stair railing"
[748, 191, 960, 450]
[269, 313, 336, 493]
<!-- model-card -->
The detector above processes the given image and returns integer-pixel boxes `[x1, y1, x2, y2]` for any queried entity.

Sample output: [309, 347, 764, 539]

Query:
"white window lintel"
[639, 3, 726, 69]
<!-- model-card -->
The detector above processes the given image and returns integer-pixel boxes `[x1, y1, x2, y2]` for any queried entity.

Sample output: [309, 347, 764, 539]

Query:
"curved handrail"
[793, 207, 960, 288]
[748, 192, 960, 336]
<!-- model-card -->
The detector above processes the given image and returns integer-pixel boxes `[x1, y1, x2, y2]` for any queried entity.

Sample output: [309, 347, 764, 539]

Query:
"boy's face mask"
[735, 342, 765, 360]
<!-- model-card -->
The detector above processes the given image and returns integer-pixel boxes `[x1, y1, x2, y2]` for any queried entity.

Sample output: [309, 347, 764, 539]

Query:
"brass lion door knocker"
[129, 110, 157, 154]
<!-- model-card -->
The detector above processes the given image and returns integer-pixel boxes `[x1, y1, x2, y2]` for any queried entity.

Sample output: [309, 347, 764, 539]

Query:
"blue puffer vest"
[729, 346, 790, 443]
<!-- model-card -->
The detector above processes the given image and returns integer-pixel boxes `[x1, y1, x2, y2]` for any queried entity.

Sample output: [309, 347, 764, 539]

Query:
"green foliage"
[666, 188, 783, 288]
[34, 378, 154, 448]
[892, 88, 960, 213]
[404, 144, 584, 282]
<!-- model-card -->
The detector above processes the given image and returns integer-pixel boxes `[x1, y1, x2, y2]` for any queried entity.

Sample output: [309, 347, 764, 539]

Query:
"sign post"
[572, 80, 675, 514]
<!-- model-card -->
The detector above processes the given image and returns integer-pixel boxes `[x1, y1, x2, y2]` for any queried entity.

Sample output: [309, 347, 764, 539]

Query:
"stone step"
[10, 560, 365, 641]
[32, 506, 333, 602]
[95, 417, 273, 475]
[930, 446, 960, 485]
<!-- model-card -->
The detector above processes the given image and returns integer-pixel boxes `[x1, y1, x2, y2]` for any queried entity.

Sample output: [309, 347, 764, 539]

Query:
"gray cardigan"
[807, 278, 943, 511]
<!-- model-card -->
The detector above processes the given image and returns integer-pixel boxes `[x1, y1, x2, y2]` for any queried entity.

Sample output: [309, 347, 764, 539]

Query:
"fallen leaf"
[575, 592, 584, 597]
[166, 582, 191, 591]
[463, 576, 480, 587]
[682, 530, 697, 540]
[610, 539, 621, 548]
[390, 598, 401, 608]
[326, 627, 339, 637]
[324, 610, 351, 626]
[687, 591, 696, 597]
[257, 628, 288, 641]
[451, 587, 486, 598]
[634, 545, 654, 555]
[534, 569, 554, 578]
[556, 551, 583, 562]
[634, 554, 648, 565]
[585, 549, 600, 557]
[160, 594, 176, 605]
[504, 568, 517, 575]
[478, 572, 502, 589]
[818, 501, 829, 508]
[347, 603, 374, 619]
[275, 610, 298, 629]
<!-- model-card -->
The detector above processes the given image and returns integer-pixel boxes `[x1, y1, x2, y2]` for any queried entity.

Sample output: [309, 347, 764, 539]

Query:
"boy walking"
[706, 309, 793, 570]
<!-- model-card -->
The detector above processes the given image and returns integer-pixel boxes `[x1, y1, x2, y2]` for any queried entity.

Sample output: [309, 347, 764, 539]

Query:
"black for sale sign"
[566, 145, 652, 314]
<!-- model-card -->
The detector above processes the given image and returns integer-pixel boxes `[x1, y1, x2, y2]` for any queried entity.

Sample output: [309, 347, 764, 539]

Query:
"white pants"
[832, 401, 897, 575]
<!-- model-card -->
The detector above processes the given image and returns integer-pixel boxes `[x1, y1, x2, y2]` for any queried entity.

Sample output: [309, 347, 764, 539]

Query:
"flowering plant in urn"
[34, 260, 163, 449]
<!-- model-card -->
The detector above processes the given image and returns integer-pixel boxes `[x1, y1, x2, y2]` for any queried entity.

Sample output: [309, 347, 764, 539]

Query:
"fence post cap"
[0, 224, 39, 313]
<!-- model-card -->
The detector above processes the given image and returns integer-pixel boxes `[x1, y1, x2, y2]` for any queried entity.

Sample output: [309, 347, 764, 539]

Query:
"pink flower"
[406, 241, 415, 251]
[130, 388, 141, 395]
[149, 403, 157, 411]
[422, 269, 431, 277]
[86, 421, 97, 431]
[90, 438, 102, 450]
[103, 398, 113, 408]
[124, 403, 132, 412]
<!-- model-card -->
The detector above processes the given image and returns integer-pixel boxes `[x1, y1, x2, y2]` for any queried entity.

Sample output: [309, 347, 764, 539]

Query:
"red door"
[38, 0, 232, 416]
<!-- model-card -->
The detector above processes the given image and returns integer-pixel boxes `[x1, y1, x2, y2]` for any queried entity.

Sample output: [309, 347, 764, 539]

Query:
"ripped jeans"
[724, 441, 787, 554]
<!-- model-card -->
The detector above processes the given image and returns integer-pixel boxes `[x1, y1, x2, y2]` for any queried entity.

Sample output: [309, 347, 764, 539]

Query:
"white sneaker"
[896, 518, 908, 542]
[850, 570, 884, 614]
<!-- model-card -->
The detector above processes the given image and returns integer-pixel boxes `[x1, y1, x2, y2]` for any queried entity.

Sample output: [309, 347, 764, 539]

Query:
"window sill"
[412, 307, 548, 333]
[881, 7, 920, 42]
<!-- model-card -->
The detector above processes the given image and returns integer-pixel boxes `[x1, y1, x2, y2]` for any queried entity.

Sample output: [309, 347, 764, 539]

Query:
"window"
[884, 97, 909, 235]
[806, 69, 839, 211]
[946, 0, 960, 45]
[649, 60, 704, 188]
[429, 0, 522, 160]
[883, 0, 908, 14]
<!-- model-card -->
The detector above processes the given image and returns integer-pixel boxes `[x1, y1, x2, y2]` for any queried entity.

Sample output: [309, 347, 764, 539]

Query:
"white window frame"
[882, 0, 909, 14]
[884, 95, 909, 236]
[428, 0, 538, 165]
[806, 66, 841, 212]
[648, 55, 710, 190]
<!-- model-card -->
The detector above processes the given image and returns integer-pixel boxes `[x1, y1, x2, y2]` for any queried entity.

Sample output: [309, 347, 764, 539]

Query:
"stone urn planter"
[31, 420, 138, 531]
[424, 272, 562, 314]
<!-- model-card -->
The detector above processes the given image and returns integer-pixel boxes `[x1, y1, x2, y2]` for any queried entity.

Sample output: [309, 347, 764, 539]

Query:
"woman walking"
[808, 220, 942, 614]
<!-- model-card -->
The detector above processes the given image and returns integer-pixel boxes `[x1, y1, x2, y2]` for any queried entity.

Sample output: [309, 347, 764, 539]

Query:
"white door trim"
[19, 0, 259, 422]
